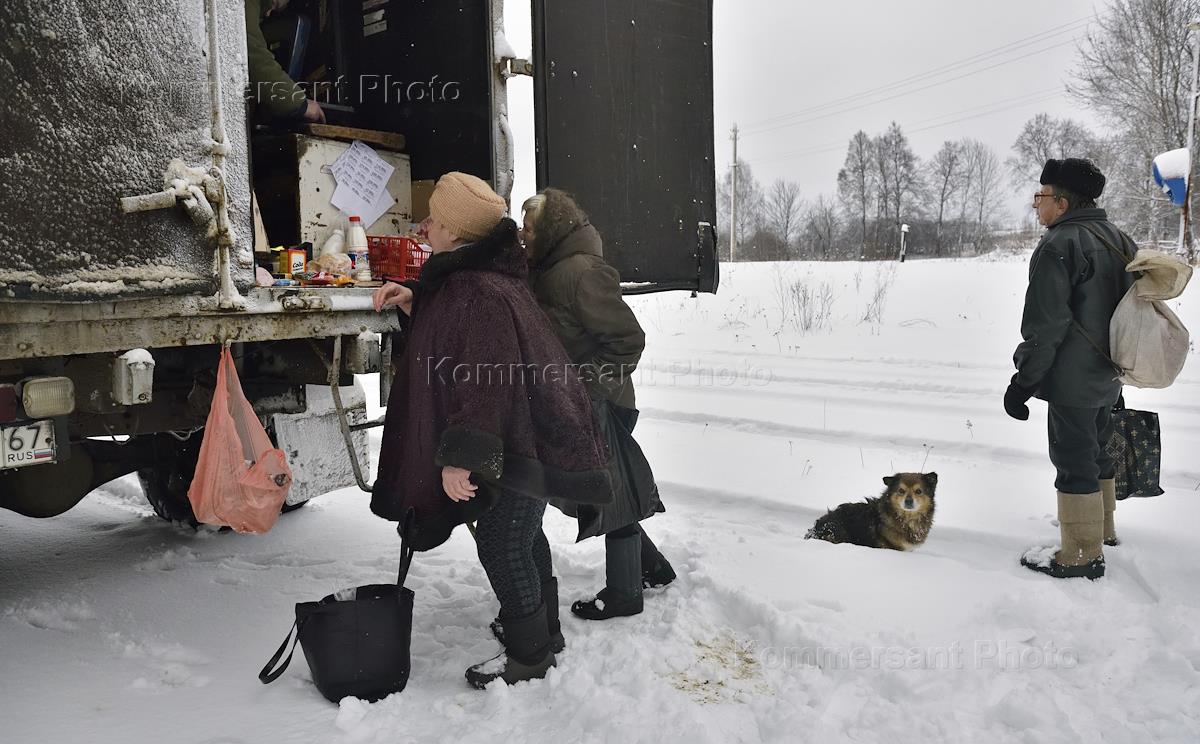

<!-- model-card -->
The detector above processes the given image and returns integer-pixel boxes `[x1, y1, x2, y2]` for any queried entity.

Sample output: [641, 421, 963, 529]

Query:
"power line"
[744, 89, 1065, 167]
[743, 89, 1063, 166]
[744, 38, 1078, 138]
[742, 13, 1096, 134]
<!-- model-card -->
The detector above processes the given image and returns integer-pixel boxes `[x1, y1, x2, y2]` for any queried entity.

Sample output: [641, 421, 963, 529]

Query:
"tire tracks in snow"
[640, 407, 1200, 492]
[641, 354, 1200, 417]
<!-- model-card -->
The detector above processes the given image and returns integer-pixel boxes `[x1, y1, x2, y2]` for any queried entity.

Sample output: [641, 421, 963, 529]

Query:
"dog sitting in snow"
[805, 473, 937, 551]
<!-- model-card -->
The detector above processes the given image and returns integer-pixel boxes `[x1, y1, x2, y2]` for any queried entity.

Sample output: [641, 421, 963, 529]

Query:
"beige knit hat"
[427, 172, 507, 242]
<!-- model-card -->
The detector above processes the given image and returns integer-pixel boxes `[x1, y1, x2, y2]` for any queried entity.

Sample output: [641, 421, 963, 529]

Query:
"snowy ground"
[3, 254, 1199, 744]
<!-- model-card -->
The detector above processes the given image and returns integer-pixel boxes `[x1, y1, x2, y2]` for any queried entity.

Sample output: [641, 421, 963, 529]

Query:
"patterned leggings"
[474, 490, 553, 620]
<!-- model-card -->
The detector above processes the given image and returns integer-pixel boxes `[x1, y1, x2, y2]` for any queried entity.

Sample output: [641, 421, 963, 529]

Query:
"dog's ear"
[882, 475, 898, 488]
[924, 472, 938, 488]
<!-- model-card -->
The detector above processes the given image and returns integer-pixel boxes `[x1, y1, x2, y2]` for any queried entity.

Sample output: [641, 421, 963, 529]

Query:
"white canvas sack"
[1108, 249, 1191, 388]
[1078, 225, 1192, 388]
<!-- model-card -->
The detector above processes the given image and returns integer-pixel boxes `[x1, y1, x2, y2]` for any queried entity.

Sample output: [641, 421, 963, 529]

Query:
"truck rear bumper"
[0, 288, 401, 360]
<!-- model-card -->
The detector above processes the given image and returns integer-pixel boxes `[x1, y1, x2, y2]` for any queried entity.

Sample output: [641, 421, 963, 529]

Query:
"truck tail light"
[0, 384, 16, 422]
[21, 377, 75, 418]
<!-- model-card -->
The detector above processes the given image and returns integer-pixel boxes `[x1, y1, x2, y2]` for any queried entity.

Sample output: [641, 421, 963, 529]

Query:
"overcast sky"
[502, 0, 1105, 227]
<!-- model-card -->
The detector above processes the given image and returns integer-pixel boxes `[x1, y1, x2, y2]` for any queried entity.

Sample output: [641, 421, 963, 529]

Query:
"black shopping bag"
[259, 519, 415, 702]
[1105, 405, 1166, 500]
[570, 400, 664, 541]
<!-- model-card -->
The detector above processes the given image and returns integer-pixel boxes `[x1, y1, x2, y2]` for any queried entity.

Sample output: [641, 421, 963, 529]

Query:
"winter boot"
[1021, 491, 1106, 580]
[641, 536, 677, 589]
[1100, 478, 1120, 546]
[491, 578, 565, 653]
[571, 531, 644, 620]
[466, 604, 556, 689]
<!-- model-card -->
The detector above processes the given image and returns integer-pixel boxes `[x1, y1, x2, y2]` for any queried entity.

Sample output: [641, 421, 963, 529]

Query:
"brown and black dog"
[805, 473, 937, 551]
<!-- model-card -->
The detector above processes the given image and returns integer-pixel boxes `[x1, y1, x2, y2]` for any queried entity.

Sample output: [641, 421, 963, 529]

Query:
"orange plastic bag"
[187, 346, 293, 533]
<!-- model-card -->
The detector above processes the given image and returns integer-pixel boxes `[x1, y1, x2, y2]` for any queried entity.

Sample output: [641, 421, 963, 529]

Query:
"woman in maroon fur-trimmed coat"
[371, 172, 611, 689]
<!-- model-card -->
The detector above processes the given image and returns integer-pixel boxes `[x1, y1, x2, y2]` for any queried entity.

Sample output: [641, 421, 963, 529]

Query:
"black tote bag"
[259, 521, 415, 702]
[1105, 403, 1166, 500]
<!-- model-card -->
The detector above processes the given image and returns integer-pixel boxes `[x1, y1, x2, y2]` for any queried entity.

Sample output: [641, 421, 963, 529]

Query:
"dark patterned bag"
[1105, 403, 1165, 500]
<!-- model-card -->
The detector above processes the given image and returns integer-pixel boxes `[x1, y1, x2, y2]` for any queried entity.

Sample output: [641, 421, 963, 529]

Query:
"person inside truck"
[520, 189, 677, 620]
[370, 172, 614, 688]
[245, 0, 325, 123]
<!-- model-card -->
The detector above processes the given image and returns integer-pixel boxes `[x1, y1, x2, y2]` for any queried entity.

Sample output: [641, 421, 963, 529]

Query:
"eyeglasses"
[1032, 192, 1061, 205]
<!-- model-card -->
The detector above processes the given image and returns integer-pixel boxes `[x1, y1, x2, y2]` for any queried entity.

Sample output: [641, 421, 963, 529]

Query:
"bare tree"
[1007, 113, 1100, 188]
[762, 179, 804, 253]
[927, 140, 965, 256]
[803, 194, 841, 260]
[837, 131, 875, 257]
[717, 158, 764, 260]
[874, 122, 922, 255]
[963, 140, 1005, 250]
[1071, 0, 1198, 152]
[1071, 0, 1200, 258]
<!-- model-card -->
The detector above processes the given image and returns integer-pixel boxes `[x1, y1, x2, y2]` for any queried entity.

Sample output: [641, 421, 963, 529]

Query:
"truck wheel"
[136, 467, 199, 524]
[137, 433, 203, 525]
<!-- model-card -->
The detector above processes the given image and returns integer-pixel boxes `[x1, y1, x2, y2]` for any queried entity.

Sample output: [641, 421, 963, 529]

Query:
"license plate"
[1, 420, 56, 470]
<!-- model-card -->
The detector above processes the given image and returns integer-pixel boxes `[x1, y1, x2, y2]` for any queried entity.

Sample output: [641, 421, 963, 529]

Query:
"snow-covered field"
[3, 254, 1199, 744]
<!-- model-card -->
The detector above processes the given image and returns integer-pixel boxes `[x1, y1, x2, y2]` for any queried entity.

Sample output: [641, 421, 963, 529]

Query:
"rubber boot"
[466, 604, 556, 689]
[1021, 491, 1105, 580]
[1100, 478, 1119, 546]
[491, 578, 565, 654]
[640, 532, 677, 589]
[571, 531, 644, 620]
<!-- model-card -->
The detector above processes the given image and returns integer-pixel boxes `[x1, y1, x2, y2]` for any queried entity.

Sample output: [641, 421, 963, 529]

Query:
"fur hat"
[428, 172, 507, 242]
[525, 188, 589, 263]
[1040, 158, 1106, 200]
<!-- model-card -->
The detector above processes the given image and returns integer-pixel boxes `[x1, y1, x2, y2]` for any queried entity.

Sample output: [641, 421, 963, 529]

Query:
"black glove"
[1004, 383, 1033, 421]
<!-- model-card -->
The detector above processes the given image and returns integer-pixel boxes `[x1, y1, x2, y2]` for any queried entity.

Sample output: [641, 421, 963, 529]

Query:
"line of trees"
[717, 124, 1007, 262]
[719, 0, 1200, 263]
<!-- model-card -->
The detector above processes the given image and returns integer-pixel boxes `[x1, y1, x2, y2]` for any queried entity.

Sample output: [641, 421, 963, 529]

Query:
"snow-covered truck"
[0, 0, 717, 522]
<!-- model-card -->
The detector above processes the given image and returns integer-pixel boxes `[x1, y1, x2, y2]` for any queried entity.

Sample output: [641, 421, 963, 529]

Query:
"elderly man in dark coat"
[1006, 158, 1135, 580]
[371, 172, 612, 687]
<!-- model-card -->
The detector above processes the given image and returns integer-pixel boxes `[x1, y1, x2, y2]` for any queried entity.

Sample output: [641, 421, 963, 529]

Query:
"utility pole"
[730, 124, 739, 262]
[1147, 178, 1158, 247]
[1180, 19, 1200, 261]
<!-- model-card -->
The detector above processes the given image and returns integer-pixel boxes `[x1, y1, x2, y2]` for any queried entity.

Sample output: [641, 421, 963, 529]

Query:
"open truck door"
[532, 0, 718, 295]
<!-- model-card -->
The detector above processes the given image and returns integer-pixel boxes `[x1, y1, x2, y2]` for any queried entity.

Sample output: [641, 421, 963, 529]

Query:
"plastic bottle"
[320, 227, 345, 256]
[346, 216, 369, 278]
[354, 251, 372, 282]
[347, 216, 368, 252]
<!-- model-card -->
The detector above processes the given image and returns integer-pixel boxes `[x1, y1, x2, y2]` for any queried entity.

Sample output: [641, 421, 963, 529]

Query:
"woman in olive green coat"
[520, 188, 675, 621]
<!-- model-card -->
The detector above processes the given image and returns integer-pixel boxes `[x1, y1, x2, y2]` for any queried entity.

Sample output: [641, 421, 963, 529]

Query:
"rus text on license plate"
[1, 420, 56, 470]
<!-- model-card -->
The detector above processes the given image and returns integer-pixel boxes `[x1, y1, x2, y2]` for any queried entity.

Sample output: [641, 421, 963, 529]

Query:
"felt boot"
[1021, 491, 1105, 580]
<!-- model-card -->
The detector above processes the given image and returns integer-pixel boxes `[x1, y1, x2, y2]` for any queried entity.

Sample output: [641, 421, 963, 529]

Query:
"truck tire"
[136, 468, 199, 524]
[137, 432, 203, 525]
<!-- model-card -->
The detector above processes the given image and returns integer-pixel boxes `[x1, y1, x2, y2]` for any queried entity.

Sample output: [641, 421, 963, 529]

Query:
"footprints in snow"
[108, 632, 212, 693]
[2, 597, 210, 694]
[5, 598, 96, 632]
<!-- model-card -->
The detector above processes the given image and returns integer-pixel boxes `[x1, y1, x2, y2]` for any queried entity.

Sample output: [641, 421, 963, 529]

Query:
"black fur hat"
[1040, 158, 1106, 200]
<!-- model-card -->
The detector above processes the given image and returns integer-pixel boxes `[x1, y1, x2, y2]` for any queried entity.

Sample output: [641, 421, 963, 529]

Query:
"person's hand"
[442, 466, 477, 502]
[372, 283, 413, 314]
[302, 99, 326, 124]
[1004, 383, 1033, 421]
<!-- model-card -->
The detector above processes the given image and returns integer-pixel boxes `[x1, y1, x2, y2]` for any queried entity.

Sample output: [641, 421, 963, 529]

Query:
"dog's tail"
[806, 512, 844, 543]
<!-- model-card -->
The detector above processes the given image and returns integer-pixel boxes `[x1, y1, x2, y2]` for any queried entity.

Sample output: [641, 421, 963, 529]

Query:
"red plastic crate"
[367, 235, 429, 281]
